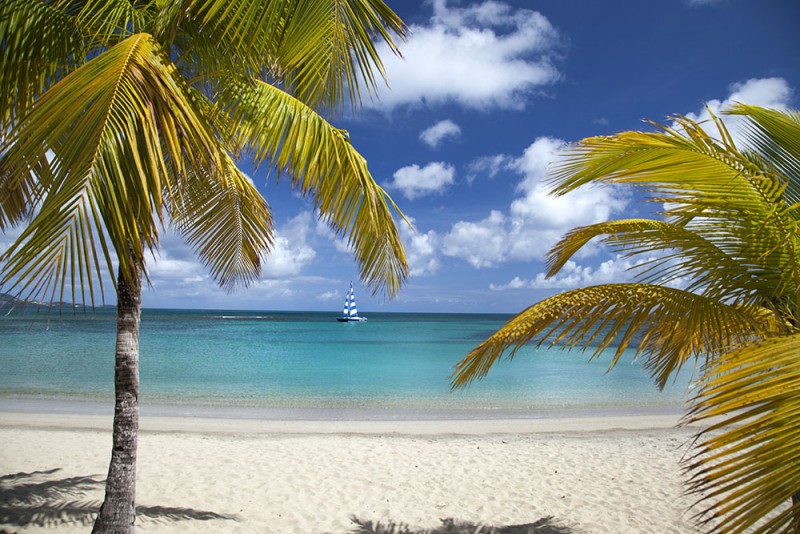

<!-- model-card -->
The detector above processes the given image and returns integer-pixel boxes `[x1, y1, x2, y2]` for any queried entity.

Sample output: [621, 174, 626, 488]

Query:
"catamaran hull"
[337, 317, 367, 322]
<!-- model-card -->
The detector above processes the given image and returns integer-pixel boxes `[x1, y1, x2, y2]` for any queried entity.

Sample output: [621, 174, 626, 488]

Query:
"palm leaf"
[0, 0, 87, 130]
[169, 152, 274, 292]
[685, 334, 800, 533]
[727, 104, 800, 206]
[0, 0, 153, 131]
[186, 0, 405, 111]
[219, 77, 408, 296]
[550, 112, 758, 202]
[452, 284, 768, 390]
[276, 0, 406, 110]
[548, 217, 797, 309]
[1, 33, 224, 304]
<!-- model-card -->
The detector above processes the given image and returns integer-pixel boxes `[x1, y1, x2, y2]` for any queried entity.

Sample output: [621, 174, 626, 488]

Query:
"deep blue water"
[0, 307, 694, 415]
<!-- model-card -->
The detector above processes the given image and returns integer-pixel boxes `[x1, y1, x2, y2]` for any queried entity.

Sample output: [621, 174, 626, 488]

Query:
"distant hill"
[0, 292, 21, 306]
[0, 292, 115, 310]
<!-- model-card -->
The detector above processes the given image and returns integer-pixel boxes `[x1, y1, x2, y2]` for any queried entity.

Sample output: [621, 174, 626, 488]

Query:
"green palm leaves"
[222, 77, 407, 294]
[2, 34, 225, 303]
[454, 105, 800, 532]
[688, 333, 800, 532]
[1, 0, 409, 303]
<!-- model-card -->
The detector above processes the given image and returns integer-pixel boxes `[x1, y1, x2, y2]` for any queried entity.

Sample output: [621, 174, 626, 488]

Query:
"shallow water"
[0, 308, 693, 417]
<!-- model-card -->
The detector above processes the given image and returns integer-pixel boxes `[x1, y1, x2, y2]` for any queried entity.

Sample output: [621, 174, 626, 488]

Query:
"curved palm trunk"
[93, 264, 142, 533]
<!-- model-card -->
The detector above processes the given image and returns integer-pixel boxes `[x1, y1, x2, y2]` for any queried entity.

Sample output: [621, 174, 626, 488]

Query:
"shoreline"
[0, 410, 690, 435]
[0, 396, 690, 434]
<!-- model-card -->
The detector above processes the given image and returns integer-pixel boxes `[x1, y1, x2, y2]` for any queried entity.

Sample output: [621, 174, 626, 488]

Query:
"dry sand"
[0, 412, 704, 533]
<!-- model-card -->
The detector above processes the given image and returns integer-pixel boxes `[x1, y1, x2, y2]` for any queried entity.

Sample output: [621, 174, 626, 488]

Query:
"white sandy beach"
[0, 412, 704, 533]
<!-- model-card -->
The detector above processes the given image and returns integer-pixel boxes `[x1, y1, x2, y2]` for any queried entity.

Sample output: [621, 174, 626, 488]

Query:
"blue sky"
[142, 0, 800, 313]
[4, 0, 798, 314]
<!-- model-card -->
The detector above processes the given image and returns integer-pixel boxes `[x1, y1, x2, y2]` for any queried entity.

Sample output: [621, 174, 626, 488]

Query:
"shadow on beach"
[0, 469, 237, 529]
[349, 516, 580, 534]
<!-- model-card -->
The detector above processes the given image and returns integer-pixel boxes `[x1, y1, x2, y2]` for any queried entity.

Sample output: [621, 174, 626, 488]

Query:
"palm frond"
[186, 0, 404, 111]
[0, 0, 87, 130]
[727, 103, 800, 206]
[548, 217, 797, 308]
[550, 112, 757, 203]
[187, 0, 288, 60]
[685, 333, 800, 533]
[0, 0, 153, 132]
[276, 0, 406, 110]
[1, 33, 223, 304]
[220, 77, 408, 296]
[169, 153, 274, 292]
[452, 284, 768, 390]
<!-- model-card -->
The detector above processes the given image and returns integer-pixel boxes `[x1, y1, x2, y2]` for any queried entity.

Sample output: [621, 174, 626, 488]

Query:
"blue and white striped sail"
[338, 282, 366, 322]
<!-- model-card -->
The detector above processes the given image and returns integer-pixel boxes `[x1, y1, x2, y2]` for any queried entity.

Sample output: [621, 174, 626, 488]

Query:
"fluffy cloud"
[316, 290, 341, 302]
[399, 217, 441, 276]
[419, 119, 462, 148]
[442, 210, 508, 268]
[441, 137, 630, 268]
[489, 258, 635, 291]
[368, 0, 561, 111]
[385, 162, 456, 200]
[262, 212, 317, 278]
[684, 77, 793, 146]
[507, 137, 629, 259]
[466, 154, 513, 183]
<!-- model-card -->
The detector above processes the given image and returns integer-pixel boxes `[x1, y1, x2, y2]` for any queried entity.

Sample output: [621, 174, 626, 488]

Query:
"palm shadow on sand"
[349, 516, 581, 534]
[0, 469, 238, 529]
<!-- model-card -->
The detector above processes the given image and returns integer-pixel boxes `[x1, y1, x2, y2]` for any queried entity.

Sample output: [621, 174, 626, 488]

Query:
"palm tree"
[452, 105, 800, 533]
[0, 1, 408, 532]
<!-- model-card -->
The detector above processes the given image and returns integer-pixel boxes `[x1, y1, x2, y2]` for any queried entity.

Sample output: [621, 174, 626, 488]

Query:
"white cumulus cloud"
[442, 210, 508, 268]
[466, 154, 513, 183]
[489, 258, 635, 291]
[684, 77, 793, 146]
[262, 212, 317, 278]
[386, 162, 456, 200]
[419, 119, 462, 148]
[367, 0, 562, 112]
[399, 217, 441, 277]
[441, 137, 630, 268]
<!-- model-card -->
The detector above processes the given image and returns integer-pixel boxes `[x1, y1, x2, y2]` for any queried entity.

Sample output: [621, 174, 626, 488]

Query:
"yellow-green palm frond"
[185, 0, 288, 65]
[185, 0, 405, 110]
[685, 333, 800, 533]
[71, 0, 150, 44]
[1, 33, 222, 305]
[221, 78, 408, 296]
[549, 110, 800, 309]
[452, 284, 768, 390]
[152, 0, 279, 86]
[551, 112, 760, 203]
[727, 103, 800, 205]
[1, 0, 153, 130]
[276, 0, 406, 110]
[169, 153, 274, 292]
[1, 0, 87, 130]
[548, 217, 796, 307]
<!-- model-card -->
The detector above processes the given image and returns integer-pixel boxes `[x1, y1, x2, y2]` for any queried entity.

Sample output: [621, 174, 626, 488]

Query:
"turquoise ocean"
[0, 308, 693, 419]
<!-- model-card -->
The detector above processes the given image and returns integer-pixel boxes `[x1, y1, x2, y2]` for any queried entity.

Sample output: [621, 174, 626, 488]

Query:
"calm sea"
[0, 308, 693, 419]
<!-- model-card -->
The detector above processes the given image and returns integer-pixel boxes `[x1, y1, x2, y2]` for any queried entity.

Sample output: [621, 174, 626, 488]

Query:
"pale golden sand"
[0, 412, 704, 533]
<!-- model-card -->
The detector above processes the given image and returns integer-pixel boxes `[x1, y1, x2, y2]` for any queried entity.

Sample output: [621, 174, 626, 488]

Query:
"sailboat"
[337, 282, 367, 322]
